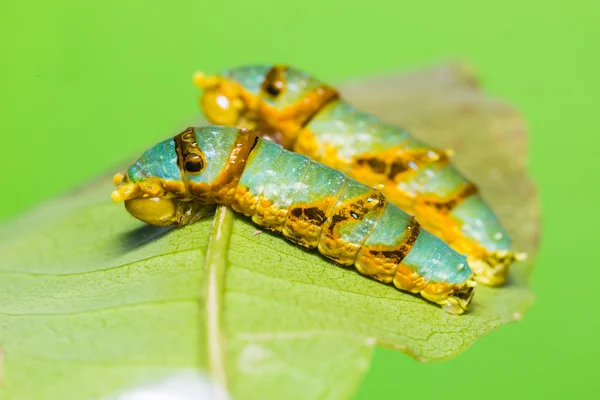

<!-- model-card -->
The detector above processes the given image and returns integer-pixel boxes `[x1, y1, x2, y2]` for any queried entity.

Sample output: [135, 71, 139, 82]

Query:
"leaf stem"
[203, 205, 235, 398]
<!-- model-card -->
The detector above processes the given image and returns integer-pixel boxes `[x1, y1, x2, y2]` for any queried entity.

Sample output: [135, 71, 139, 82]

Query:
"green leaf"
[0, 63, 539, 400]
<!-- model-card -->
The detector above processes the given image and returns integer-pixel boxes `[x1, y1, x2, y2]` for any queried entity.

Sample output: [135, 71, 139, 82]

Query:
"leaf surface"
[0, 63, 539, 400]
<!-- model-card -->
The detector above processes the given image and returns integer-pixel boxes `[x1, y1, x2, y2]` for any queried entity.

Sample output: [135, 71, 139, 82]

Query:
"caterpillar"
[112, 126, 475, 314]
[192, 65, 522, 286]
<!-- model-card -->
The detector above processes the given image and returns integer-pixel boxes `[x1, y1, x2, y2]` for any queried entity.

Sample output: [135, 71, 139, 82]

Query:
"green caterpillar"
[194, 65, 522, 286]
[112, 126, 475, 314]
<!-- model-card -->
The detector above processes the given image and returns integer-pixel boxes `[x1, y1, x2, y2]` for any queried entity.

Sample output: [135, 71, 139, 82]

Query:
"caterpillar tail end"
[470, 251, 526, 286]
[417, 279, 476, 315]
[435, 279, 476, 315]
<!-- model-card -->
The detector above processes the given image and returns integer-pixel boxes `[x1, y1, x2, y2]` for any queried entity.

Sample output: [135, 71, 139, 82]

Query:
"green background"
[1, 0, 597, 398]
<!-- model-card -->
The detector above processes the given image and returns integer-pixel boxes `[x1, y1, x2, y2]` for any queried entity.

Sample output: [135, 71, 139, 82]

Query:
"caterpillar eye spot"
[265, 83, 282, 97]
[184, 157, 204, 173]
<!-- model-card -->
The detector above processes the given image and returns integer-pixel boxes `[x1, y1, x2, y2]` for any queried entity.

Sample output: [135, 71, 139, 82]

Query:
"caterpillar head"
[111, 126, 256, 226]
[194, 65, 338, 147]
[193, 71, 247, 126]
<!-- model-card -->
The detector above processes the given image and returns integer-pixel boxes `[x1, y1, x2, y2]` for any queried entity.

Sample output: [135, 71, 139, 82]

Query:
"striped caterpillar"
[193, 65, 523, 286]
[112, 126, 475, 314]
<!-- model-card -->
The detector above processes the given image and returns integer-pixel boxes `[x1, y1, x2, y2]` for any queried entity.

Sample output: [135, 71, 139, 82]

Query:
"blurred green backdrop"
[1, 0, 597, 398]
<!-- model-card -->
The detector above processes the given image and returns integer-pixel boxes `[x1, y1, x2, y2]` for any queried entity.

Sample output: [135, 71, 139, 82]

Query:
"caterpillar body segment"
[112, 126, 475, 314]
[193, 65, 519, 286]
